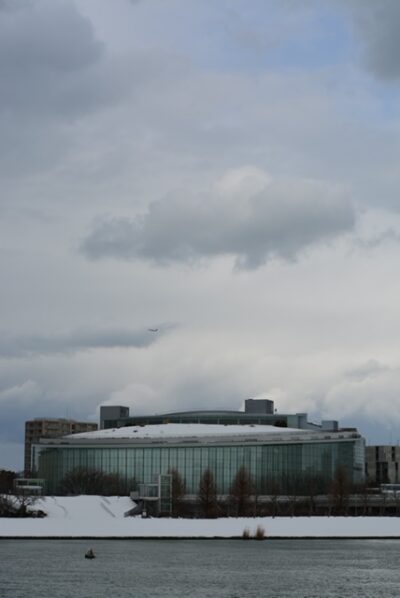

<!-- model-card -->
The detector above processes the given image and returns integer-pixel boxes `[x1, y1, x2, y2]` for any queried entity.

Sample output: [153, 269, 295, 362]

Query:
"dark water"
[1, 539, 400, 598]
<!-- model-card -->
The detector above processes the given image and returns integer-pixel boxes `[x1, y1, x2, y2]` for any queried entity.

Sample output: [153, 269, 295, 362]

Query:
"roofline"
[122, 410, 308, 418]
[35, 430, 362, 450]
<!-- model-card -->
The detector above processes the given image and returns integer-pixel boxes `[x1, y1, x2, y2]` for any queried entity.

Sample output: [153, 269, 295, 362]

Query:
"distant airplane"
[148, 328, 159, 332]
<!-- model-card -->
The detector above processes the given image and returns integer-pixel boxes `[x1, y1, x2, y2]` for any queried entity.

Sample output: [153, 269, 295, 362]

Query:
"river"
[1, 539, 399, 597]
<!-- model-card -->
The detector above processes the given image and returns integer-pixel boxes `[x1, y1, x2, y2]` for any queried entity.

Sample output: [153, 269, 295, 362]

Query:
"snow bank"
[1, 496, 400, 538]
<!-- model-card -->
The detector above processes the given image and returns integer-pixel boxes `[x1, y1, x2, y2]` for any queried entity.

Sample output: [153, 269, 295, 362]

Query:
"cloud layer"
[345, 0, 400, 80]
[0, 327, 166, 358]
[82, 170, 355, 269]
[2, 0, 400, 470]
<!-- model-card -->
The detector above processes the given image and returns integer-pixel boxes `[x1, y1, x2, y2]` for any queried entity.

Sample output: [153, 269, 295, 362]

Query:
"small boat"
[85, 549, 96, 559]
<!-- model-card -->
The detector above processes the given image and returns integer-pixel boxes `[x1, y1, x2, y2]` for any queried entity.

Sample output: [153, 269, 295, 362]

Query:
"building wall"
[108, 412, 316, 430]
[366, 445, 400, 485]
[100, 406, 130, 430]
[37, 438, 363, 495]
[25, 419, 98, 476]
[244, 399, 274, 414]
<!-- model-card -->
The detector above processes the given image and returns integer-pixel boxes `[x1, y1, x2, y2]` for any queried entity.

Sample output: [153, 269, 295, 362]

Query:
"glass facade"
[37, 438, 362, 495]
[103, 411, 315, 430]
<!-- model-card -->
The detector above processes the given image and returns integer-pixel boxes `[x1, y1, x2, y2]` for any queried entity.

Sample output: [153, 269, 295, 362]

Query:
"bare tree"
[59, 467, 132, 496]
[229, 466, 254, 517]
[330, 465, 351, 515]
[0, 470, 16, 493]
[198, 469, 218, 518]
[168, 468, 186, 516]
[0, 494, 16, 517]
[0, 492, 40, 518]
[305, 474, 325, 516]
[267, 479, 282, 518]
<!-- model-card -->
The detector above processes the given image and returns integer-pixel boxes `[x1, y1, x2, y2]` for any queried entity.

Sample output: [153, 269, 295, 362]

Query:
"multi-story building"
[34, 422, 365, 495]
[366, 445, 400, 485]
[24, 418, 98, 476]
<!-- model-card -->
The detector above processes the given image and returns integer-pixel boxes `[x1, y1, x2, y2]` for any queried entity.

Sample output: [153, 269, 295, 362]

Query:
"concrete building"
[99, 400, 339, 432]
[24, 418, 98, 476]
[366, 445, 400, 485]
[100, 405, 129, 430]
[34, 422, 365, 495]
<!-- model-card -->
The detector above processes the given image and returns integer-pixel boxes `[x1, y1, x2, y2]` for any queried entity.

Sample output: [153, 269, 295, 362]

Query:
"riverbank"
[1, 496, 400, 538]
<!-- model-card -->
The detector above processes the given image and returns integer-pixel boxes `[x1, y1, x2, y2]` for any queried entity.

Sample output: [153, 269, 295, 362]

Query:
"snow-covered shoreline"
[2, 496, 400, 539]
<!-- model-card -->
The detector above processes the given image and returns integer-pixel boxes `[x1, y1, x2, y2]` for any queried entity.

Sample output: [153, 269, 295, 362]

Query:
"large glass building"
[34, 424, 365, 495]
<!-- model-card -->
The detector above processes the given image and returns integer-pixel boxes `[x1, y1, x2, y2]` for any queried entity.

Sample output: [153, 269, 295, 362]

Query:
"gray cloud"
[355, 228, 400, 249]
[340, 0, 400, 80]
[289, 0, 400, 81]
[0, 326, 170, 358]
[344, 359, 390, 382]
[81, 175, 355, 269]
[0, 380, 101, 455]
[0, 0, 106, 118]
[0, 0, 148, 181]
[324, 361, 400, 425]
[354, 0, 400, 80]
[2, 0, 400, 471]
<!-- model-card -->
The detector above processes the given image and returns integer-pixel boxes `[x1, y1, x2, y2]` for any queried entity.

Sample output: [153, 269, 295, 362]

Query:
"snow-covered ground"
[1, 496, 400, 538]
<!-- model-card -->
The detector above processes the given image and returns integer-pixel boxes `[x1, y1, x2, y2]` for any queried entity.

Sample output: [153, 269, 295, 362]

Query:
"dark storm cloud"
[0, 0, 107, 118]
[0, 0, 150, 180]
[81, 179, 355, 269]
[0, 327, 166, 358]
[347, 0, 400, 80]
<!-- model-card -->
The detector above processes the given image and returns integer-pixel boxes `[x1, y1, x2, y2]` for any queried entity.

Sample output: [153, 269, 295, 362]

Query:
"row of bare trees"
[59, 467, 135, 496]
[54, 464, 363, 517]
[169, 466, 258, 517]
[169, 465, 359, 518]
[2, 464, 375, 518]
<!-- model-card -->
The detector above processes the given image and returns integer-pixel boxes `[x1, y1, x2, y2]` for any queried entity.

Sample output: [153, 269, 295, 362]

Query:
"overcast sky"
[2, 0, 400, 470]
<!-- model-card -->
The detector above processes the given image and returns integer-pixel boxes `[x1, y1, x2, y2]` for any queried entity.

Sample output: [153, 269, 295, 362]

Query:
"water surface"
[1, 539, 399, 598]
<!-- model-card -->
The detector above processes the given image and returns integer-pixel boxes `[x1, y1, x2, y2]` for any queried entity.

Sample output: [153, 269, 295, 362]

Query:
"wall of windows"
[37, 438, 363, 495]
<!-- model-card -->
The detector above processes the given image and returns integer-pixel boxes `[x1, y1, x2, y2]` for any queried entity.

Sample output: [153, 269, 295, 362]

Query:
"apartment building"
[24, 418, 97, 476]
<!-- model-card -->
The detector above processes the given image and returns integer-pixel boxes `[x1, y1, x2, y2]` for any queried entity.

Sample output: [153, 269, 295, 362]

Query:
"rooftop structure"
[99, 399, 335, 432]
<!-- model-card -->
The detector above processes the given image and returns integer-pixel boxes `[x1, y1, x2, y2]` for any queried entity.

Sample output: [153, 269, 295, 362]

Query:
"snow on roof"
[66, 423, 307, 441]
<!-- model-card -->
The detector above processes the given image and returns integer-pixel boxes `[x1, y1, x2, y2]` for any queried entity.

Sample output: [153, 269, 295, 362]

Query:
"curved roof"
[67, 423, 303, 440]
